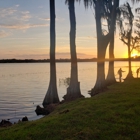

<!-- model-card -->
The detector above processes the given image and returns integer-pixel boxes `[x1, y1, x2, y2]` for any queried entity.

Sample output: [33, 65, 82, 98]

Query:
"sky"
[0, 0, 139, 59]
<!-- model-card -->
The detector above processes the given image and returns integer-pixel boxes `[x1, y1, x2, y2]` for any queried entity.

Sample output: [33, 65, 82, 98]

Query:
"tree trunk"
[63, 0, 84, 101]
[90, 1, 110, 96]
[43, 0, 59, 106]
[125, 37, 133, 79]
[106, 34, 116, 85]
[106, 0, 119, 85]
[125, 31, 133, 79]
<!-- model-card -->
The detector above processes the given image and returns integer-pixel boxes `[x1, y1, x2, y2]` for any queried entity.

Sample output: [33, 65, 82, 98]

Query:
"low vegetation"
[0, 79, 140, 140]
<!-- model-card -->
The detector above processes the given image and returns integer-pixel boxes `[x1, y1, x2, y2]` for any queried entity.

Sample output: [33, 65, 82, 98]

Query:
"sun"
[131, 54, 138, 58]
[131, 50, 139, 58]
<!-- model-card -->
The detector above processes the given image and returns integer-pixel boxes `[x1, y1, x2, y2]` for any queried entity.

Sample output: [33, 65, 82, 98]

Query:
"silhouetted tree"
[63, 0, 84, 101]
[86, 0, 119, 96]
[119, 2, 134, 79]
[134, 13, 140, 52]
[43, 0, 59, 106]
[131, 38, 140, 55]
[106, 1, 120, 85]
[84, 0, 139, 95]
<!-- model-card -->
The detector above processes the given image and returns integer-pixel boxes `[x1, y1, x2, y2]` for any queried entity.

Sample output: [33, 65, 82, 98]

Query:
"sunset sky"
[0, 0, 139, 59]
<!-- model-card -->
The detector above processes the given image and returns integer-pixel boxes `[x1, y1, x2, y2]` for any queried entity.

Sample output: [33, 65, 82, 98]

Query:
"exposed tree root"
[105, 79, 117, 86]
[89, 84, 108, 96]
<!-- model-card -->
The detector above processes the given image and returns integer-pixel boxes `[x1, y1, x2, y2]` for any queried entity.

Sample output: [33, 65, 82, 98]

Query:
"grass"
[0, 79, 140, 140]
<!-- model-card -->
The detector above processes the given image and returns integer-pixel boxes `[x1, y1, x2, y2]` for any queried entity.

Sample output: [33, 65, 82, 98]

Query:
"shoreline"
[0, 58, 140, 63]
[0, 78, 140, 139]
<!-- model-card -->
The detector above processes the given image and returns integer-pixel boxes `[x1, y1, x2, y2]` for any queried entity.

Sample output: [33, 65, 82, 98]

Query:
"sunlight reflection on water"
[0, 62, 139, 123]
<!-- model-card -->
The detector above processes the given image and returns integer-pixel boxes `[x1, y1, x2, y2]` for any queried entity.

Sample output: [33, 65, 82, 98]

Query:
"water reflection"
[0, 62, 140, 123]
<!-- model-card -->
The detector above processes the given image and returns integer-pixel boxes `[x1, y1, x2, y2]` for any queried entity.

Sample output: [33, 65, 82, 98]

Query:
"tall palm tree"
[106, 1, 120, 85]
[43, 0, 59, 106]
[63, 0, 84, 101]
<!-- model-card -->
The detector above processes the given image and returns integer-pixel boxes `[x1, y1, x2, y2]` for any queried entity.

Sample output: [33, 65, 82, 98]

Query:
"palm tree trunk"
[106, 0, 119, 85]
[90, 1, 110, 96]
[106, 34, 116, 85]
[63, 0, 84, 101]
[43, 0, 59, 106]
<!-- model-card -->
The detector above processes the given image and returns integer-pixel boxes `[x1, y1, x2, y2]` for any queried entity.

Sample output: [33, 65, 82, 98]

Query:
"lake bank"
[0, 78, 140, 140]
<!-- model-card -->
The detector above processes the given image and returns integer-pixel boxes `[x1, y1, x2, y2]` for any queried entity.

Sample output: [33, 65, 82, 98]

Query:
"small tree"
[119, 2, 134, 79]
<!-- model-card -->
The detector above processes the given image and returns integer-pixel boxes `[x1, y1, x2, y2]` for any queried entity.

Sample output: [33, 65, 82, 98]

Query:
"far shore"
[0, 57, 140, 63]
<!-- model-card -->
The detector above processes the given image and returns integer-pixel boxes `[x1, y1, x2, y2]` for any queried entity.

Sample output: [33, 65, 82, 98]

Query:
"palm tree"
[43, 0, 59, 106]
[106, 1, 120, 85]
[119, 2, 134, 79]
[63, 0, 84, 101]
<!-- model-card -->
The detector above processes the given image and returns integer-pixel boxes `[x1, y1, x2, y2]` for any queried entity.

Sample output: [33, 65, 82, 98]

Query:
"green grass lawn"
[0, 79, 140, 140]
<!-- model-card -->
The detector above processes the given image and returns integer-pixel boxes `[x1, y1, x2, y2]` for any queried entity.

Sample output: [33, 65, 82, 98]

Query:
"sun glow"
[123, 52, 128, 58]
[131, 50, 139, 58]
[131, 53, 138, 58]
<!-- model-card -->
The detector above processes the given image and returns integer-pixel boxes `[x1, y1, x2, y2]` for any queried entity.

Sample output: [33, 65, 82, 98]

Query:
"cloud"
[0, 4, 61, 33]
[77, 53, 94, 58]
[39, 18, 50, 21]
[56, 52, 94, 59]
[0, 7, 31, 21]
[6, 37, 45, 40]
[0, 30, 10, 38]
[0, 8, 17, 18]
[0, 7, 35, 31]
[0, 24, 48, 30]
[10, 52, 94, 59]
[20, 11, 31, 21]
[77, 36, 95, 41]
[14, 53, 49, 59]
[7, 53, 49, 60]
[15, 5, 19, 7]
[0, 7, 50, 31]
[39, 17, 64, 21]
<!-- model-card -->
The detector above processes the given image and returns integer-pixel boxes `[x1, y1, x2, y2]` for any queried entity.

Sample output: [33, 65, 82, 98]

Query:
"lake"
[0, 61, 139, 123]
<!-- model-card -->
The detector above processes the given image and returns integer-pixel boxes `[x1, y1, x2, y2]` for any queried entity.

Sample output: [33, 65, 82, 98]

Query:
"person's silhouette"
[136, 67, 140, 78]
[118, 68, 125, 82]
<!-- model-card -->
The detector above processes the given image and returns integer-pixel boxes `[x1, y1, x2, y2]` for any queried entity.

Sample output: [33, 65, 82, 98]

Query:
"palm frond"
[83, 0, 92, 8]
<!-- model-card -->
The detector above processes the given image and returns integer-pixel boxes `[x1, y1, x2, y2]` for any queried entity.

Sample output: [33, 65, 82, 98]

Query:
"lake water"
[0, 61, 139, 123]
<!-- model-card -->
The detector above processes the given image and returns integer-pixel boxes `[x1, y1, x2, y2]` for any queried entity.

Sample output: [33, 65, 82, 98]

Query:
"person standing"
[118, 68, 125, 82]
[136, 67, 140, 78]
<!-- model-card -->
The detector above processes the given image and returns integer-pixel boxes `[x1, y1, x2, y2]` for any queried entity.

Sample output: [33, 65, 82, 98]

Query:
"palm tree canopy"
[118, 2, 134, 35]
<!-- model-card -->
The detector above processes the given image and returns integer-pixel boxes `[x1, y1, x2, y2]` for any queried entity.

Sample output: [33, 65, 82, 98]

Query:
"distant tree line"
[1, 57, 140, 63]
